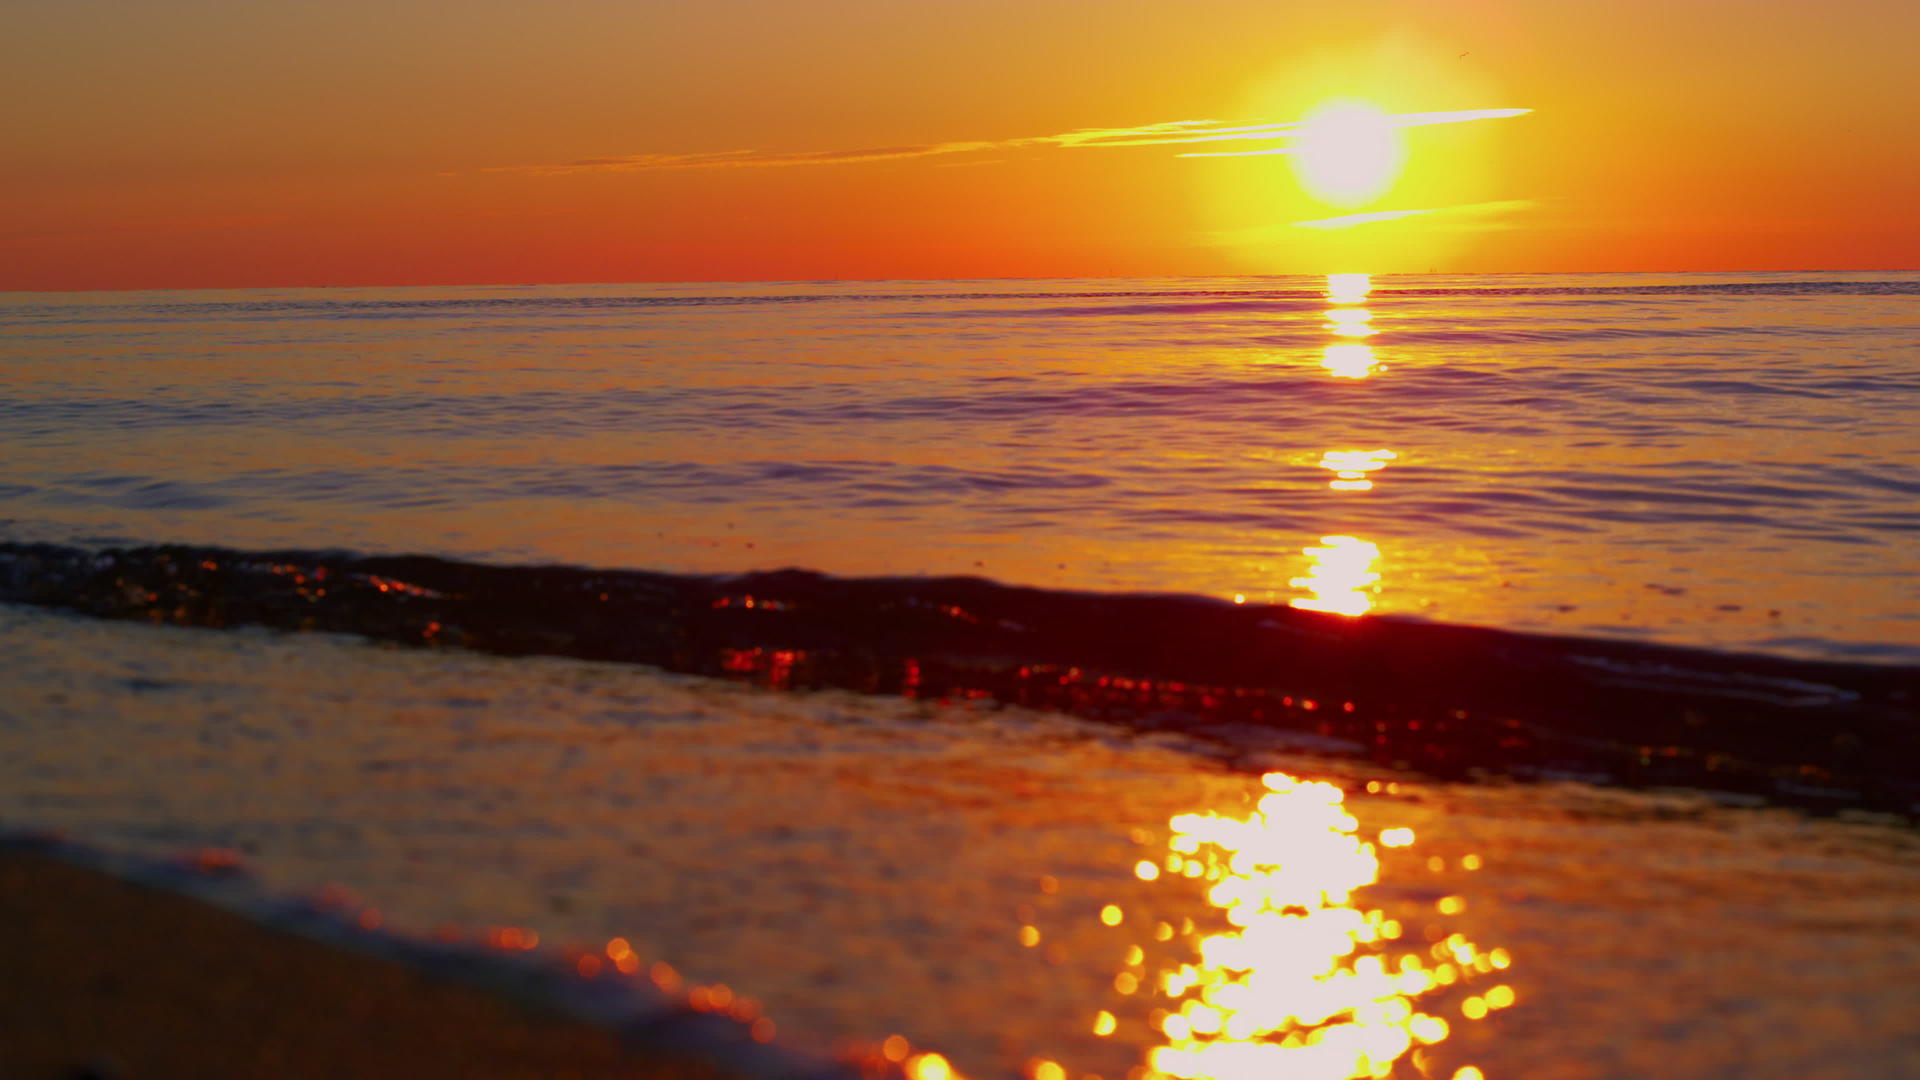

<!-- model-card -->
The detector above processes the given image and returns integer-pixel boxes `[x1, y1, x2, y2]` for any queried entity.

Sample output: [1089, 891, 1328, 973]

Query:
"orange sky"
[4, 0, 1916, 290]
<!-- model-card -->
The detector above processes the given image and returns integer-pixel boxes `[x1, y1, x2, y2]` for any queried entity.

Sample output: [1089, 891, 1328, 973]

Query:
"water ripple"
[3, 271, 1917, 661]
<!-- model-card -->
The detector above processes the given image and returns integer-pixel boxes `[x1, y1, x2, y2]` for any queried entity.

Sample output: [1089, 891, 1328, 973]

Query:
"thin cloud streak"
[491, 120, 1238, 175]
[1291, 209, 1428, 229]
[1179, 107, 1531, 158]
[1287, 199, 1538, 231]
[1176, 146, 1298, 160]
[1203, 200, 1538, 246]
[1392, 108, 1533, 126]
[487, 109, 1529, 175]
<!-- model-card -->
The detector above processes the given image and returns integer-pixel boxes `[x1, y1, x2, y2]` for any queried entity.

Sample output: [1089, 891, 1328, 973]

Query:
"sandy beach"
[1, 849, 688, 1080]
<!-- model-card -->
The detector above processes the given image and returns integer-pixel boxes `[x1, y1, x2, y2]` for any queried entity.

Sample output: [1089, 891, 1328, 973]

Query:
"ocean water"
[3, 274, 1920, 1079]
[3, 272, 1918, 661]
[4, 603, 1918, 1080]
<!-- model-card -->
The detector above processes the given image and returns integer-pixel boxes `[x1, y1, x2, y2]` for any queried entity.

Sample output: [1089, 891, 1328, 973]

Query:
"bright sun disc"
[1292, 102, 1404, 208]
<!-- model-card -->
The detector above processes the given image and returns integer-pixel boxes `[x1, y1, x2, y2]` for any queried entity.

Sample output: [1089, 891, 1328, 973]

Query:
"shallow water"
[3, 605, 1916, 1080]
[4, 273, 1918, 661]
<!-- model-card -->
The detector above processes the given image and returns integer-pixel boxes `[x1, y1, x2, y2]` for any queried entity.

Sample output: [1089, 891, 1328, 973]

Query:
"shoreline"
[3, 540, 1916, 816]
[5, 602, 1919, 1080]
[0, 837, 845, 1080]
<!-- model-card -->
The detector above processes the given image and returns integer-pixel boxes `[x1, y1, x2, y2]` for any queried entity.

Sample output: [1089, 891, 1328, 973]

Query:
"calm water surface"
[4, 272, 1919, 661]
[4, 272, 1917, 661]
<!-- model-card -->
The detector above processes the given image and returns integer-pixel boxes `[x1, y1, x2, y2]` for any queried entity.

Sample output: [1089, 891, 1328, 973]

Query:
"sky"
[4, 0, 1917, 289]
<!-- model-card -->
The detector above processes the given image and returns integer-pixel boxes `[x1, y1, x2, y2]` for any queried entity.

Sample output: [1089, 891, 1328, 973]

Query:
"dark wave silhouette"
[4, 541, 1913, 815]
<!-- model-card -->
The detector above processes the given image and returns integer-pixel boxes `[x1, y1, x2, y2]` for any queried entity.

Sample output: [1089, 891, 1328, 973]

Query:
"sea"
[2, 273, 1918, 1079]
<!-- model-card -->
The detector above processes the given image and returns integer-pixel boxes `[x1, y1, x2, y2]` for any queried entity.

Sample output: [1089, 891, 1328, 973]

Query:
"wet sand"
[0, 850, 683, 1080]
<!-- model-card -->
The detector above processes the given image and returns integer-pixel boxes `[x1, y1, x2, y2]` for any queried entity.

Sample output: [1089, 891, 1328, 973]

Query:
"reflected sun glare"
[1318, 449, 1397, 492]
[1321, 275, 1380, 376]
[1320, 345, 1380, 379]
[1133, 773, 1511, 1080]
[1324, 309, 1376, 338]
[1324, 274, 1372, 305]
[1290, 536, 1380, 616]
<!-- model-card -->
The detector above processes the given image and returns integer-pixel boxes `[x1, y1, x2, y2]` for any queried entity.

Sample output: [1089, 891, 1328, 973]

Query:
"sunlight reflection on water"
[7, 272, 1918, 660]
[1290, 275, 1391, 616]
[1096, 773, 1512, 1080]
[1318, 449, 1397, 492]
[1289, 536, 1381, 615]
[1320, 343, 1381, 378]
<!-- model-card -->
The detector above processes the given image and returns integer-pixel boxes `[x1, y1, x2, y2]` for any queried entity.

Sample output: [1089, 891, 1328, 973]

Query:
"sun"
[1291, 101, 1406, 209]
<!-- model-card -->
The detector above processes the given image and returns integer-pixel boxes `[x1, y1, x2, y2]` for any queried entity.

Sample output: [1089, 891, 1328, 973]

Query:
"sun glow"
[1292, 102, 1405, 208]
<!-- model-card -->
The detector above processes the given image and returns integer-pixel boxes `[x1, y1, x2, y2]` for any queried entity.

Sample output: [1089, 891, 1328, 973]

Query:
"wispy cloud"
[485, 122, 1225, 175]
[1176, 108, 1532, 159]
[486, 109, 1531, 175]
[1206, 200, 1539, 246]
[1392, 108, 1533, 127]
[1290, 209, 1432, 229]
[1293, 199, 1535, 230]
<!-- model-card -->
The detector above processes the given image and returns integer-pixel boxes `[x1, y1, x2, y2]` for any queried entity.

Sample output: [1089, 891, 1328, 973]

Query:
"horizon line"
[5, 266, 1916, 295]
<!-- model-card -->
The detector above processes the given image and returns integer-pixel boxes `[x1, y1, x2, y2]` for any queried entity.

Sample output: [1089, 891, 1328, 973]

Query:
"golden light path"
[1325, 274, 1372, 305]
[1321, 276, 1380, 377]
[1289, 536, 1381, 616]
[1146, 774, 1512, 1080]
[1291, 274, 1391, 615]
[1318, 449, 1397, 492]
[1323, 275, 1378, 342]
[1321, 345, 1380, 379]
[1041, 773, 1513, 1080]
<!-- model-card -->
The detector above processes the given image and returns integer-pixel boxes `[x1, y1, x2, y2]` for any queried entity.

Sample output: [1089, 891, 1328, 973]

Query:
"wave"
[8, 277, 1919, 326]
[3, 540, 1913, 816]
